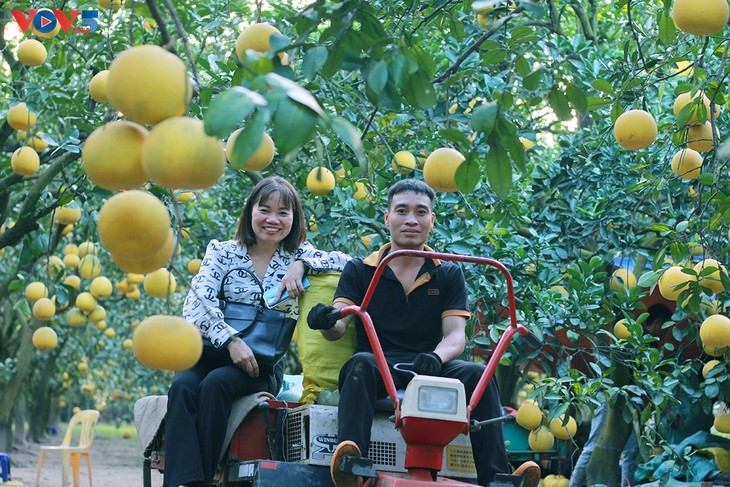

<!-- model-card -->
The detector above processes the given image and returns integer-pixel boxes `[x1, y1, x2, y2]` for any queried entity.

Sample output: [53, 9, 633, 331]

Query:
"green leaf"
[514, 56, 530, 77]
[302, 46, 329, 79]
[586, 96, 612, 111]
[203, 87, 262, 138]
[697, 173, 714, 185]
[455, 158, 481, 194]
[548, 87, 572, 120]
[592, 79, 615, 95]
[637, 270, 659, 287]
[230, 110, 268, 169]
[471, 101, 499, 134]
[389, 51, 411, 87]
[267, 73, 323, 115]
[523, 69, 542, 91]
[272, 99, 318, 155]
[438, 128, 471, 148]
[269, 33, 290, 52]
[658, 10, 676, 46]
[567, 83, 588, 112]
[367, 60, 388, 96]
[331, 117, 366, 168]
[485, 145, 512, 199]
[402, 70, 436, 109]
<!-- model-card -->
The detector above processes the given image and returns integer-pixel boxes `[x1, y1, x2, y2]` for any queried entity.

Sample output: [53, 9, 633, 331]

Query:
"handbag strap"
[218, 267, 266, 306]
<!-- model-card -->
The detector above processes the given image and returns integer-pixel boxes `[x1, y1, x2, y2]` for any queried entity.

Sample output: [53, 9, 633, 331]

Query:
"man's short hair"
[387, 180, 436, 209]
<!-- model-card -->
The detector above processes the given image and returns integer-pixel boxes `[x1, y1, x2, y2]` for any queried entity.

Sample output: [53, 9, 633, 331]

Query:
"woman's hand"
[227, 337, 259, 377]
[278, 260, 308, 301]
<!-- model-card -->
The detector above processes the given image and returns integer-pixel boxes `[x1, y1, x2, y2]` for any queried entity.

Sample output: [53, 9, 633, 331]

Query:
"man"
[307, 179, 539, 487]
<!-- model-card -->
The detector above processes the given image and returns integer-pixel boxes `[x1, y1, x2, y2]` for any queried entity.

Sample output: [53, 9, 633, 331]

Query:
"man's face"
[385, 192, 435, 249]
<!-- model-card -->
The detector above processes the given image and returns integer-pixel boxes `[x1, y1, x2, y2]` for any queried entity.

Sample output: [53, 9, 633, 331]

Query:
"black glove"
[412, 352, 442, 376]
[307, 303, 339, 330]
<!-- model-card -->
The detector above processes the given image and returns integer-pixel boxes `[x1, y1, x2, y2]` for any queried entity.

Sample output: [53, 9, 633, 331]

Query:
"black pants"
[162, 352, 279, 487]
[337, 352, 510, 486]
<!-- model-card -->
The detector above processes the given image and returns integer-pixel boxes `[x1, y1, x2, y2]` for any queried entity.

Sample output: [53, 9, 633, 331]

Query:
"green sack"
[296, 273, 356, 403]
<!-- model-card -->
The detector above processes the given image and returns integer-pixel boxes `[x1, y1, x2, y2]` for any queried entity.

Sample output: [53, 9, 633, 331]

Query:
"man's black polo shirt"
[334, 244, 470, 360]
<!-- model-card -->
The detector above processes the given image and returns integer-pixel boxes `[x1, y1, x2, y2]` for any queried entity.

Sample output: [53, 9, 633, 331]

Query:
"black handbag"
[201, 267, 296, 375]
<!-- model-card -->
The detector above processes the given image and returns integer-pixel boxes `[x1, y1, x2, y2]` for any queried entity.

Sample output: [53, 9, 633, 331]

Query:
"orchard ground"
[8, 423, 162, 487]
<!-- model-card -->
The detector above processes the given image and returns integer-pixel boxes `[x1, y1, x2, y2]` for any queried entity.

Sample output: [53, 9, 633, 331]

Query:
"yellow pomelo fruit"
[613, 109, 657, 150]
[90, 276, 113, 299]
[236, 22, 281, 60]
[96, 320, 107, 330]
[702, 359, 721, 378]
[76, 292, 97, 313]
[25, 282, 48, 302]
[133, 315, 203, 371]
[673, 92, 719, 125]
[361, 234, 377, 247]
[32, 297, 56, 320]
[352, 181, 369, 201]
[671, 148, 703, 180]
[673, 0, 729, 35]
[47, 255, 64, 276]
[89, 70, 110, 103]
[659, 265, 695, 300]
[78, 255, 103, 279]
[127, 273, 145, 285]
[705, 345, 727, 357]
[111, 231, 176, 274]
[115, 279, 132, 293]
[715, 413, 730, 434]
[17, 39, 47, 67]
[188, 259, 202, 274]
[82, 121, 149, 190]
[51, 296, 67, 313]
[98, 0, 126, 10]
[477, 12, 496, 28]
[143, 267, 177, 298]
[308, 216, 318, 232]
[126, 287, 142, 300]
[614, 319, 632, 339]
[88, 305, 107, 323]
[392, 151, 417, 174]
[31, 9, 60, 38]
[334, 167, 346, 182]
[7, 103, 38, 131]
[11, 146, 40, 176]
[64, 275, 81, 290]
[516, 402, 543, 430]
[53, 202, 82, 225]
[528, 426, 555, 452]
[423, 148, 465, 192]
[27, 133, 49, 152]
[177, 192, 195, 203]
[123, 338, 134, 350]
[694, 259, 727, 294]
[78, 242, 97, 258]
[32, 327, 58, 350]
[549, 414, 578, 440]
[61, 224, 73, 236]
[686, 122, 718, 152]
[77, 362, 89, 374]
[700, 315, 730, 348]
[104, 328, 116, 338]
[611, 268, 637, 291]
[98, 190, 171, 258]
[66, 308, 87, 327]
[226, 130, 275, 171]
[141, 117, 225, 190]
[107, 45, 191, 125]
[306, 167, 336, 195]
[520, 137, 535, 151]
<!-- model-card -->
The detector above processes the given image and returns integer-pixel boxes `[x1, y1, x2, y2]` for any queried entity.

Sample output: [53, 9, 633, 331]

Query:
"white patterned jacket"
[182, 239, 350, 348]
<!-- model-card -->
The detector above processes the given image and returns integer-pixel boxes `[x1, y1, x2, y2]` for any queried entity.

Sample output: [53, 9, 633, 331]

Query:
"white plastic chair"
[35, 409, 100, 487]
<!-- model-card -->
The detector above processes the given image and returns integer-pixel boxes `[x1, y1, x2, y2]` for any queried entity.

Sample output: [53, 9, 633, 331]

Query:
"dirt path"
[7, 428, 163, 487]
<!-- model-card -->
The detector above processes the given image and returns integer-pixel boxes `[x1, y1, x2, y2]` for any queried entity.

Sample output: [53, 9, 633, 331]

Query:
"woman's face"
[251, 192, 294, 246]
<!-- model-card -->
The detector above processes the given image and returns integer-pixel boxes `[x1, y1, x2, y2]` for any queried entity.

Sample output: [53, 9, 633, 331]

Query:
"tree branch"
[145, 0, 172, 48]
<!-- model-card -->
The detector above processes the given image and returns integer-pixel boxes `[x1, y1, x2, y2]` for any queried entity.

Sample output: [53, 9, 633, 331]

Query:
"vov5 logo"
[11, 9, 99, 35]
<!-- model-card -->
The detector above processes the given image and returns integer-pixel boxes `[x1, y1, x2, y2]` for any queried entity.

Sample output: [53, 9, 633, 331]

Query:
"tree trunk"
[29, 350, 60, 442]
[586, 351, 634, 487]
[0, 315, 35, 451]
[13, 394, 27, 448]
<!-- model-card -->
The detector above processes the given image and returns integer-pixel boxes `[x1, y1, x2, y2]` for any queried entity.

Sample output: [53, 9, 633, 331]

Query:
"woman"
[164, 176, 350, 487]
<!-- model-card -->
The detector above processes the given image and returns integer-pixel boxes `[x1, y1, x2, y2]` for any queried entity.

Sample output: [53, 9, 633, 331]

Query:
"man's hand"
[307, 303, 339, 330]
[412, 352, 442, 376]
